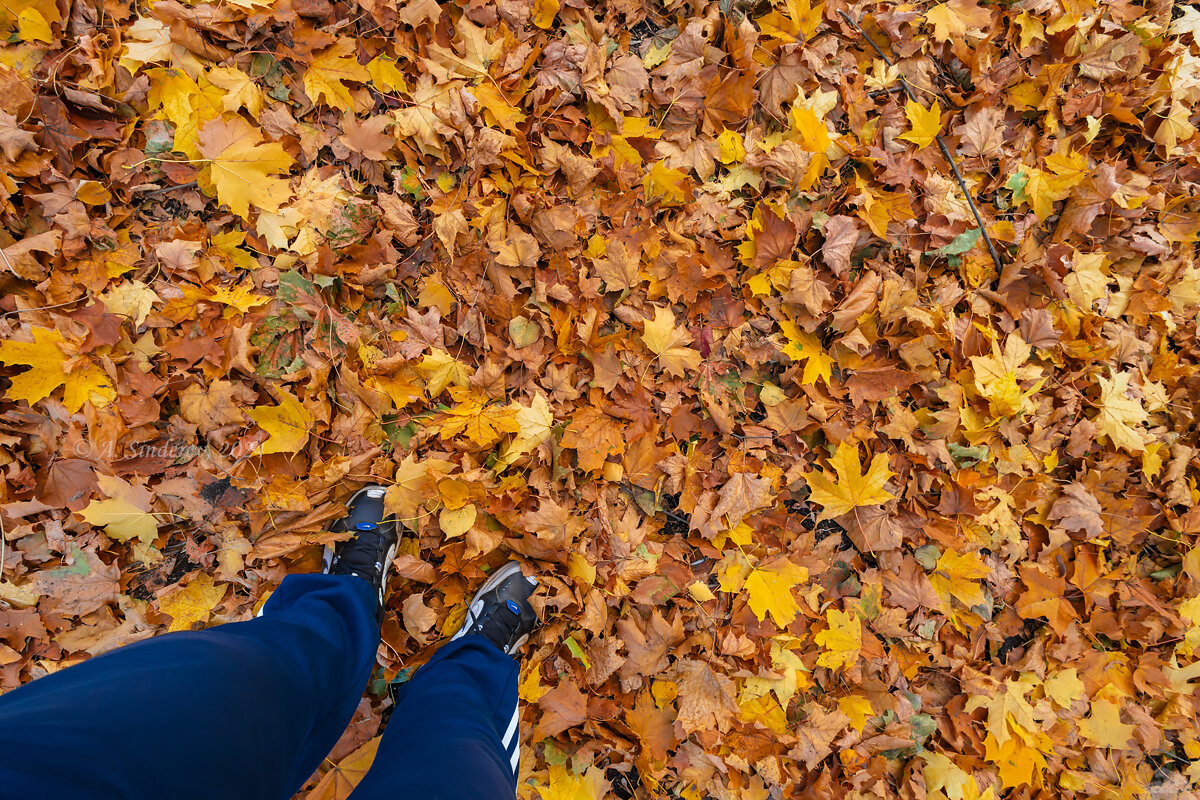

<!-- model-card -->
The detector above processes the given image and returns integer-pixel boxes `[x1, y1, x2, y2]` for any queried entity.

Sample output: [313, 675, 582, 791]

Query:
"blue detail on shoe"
[355, 522, 377, 531]
[506, 600, 521, 615]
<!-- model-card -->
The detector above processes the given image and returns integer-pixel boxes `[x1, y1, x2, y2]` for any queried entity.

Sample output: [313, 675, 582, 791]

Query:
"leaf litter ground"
[2, 1, 1200, 799]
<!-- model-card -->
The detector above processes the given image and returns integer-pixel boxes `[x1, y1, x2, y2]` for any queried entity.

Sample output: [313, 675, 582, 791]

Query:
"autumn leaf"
[0, 326, 115, 412]
[159, 573, 226, 632]
[1092, 371, 1150, 453]
[495, 394, 554, 469]
[924, 0, 993, 42]
[437, 386, 522, 448]
[898, 100, 942, 149]
[196, 115, 293, 218]
[247, 391, 314, 454]
[640, 306, 702, 377]
[304, 40, 370, 111]
[1078, 697, 1135, 750]
[814, 608, 862, 671]
[801, 441, 895, 520]
[744, 561, 808, 627]
[643, 161, 690, 204]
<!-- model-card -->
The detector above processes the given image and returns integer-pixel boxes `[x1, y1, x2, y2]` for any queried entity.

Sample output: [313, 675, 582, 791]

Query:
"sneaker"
[324, 484, 398, 619]
[450, 561, 539, 656]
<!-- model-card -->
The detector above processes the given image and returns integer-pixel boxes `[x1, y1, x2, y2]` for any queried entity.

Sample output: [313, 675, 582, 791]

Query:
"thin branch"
[838, 10, 1005, 275]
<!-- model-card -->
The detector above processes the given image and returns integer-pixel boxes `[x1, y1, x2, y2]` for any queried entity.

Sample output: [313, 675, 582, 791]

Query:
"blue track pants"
[0, 574, 521, 800]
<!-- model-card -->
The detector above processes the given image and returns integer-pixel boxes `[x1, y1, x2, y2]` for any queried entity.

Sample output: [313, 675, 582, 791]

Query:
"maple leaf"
[207, 66, 265, 117]
[643, 161, 690, 204]
[814, 608, 862, 670]
[744, 561, 808, 627]
[1092, 371, 1149, 453]
[159, 573, 227, 632]
[535, 763, 608, 800]
[924, 0, 993, 42]
[970, 333, 1044, 418]
[930, 549, 990, 610]
[561, 407, 625, 472]
[801, 441, 895, 520]
[247, 391, 314, 455]
[640, 306, 702, 377]
[495, 394, 554, 469]
[1078, 696, 1135, 750]
[0, 326, 115, 412]
[304, 40, 370, 111]
[438, 387, 522, 448]
[898, 100, 942, 149]
[196, 116, 293, 218]
[307, 737, 379, 800]
[711, 472, 775, 530]
[0, 109, 37, 159]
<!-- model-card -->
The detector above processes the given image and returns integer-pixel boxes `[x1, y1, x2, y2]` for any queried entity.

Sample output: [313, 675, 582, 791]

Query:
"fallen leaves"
[2, 1, 1200, 798]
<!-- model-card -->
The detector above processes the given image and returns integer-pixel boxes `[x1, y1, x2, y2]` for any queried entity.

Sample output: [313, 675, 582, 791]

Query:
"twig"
[139, 181, 198, 196]
[838, 10, 1005, 275]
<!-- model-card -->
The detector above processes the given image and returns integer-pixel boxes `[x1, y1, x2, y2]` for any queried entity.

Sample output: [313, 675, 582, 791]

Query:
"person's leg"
[350, 562, 539, 800]
[0, 573, 379, 800]
[348, 637, 521, 800]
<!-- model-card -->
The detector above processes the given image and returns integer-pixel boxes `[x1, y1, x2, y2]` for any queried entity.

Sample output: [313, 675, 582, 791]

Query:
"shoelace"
[470, 602, 522, 647]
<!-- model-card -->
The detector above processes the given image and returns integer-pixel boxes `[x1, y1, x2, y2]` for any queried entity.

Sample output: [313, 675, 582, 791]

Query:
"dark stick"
[837, 9, 1005, 274]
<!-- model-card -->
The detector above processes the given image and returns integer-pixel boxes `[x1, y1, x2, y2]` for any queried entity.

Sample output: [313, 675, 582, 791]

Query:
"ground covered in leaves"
[1, 0, 1200, 797]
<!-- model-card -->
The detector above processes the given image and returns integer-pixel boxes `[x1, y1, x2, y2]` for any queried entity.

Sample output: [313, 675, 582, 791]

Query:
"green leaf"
[934, 228, 982, 257]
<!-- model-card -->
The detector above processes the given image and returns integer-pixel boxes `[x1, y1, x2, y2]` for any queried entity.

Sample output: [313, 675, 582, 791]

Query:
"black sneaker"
[323, 484, 398, 620]
[450, 561, 539, 656]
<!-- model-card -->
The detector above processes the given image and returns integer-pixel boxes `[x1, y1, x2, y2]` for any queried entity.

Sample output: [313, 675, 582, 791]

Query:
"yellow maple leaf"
[930, 549, 990, 609]
[970, 333, 1043, 419]
[208, 283, 270, 315]
[495, 393, 554, 469]
[778, 319, 832, 384]
[801, 441, 895, 520]
[159, 573, 227, 632]
[0, 326, 115, 412]
[744, 561, 809, 627]
[1078, 697, 1135, 750]
[717, 128, 745, 164]
[641, 306, 702, 377]
[196, 115, 294, 218]
[838, 695, 874, 732]
[898, 100, 942, 149]
[417, 349, 473, 397]
[78, 474, 159, 544]
[438, 386, 521, 447]
[248, 391, 314, 454]
[924, 0, 992, 42]
[1092, 371, 1149, 453]
[304, 39, 370, 111]
[642, 161, 689, 204]
[814, 608, 862, 670]
[207, 66, 265, 117]
[80, 499, 159, 544]
[535, 762, 607, 800]
[791, 106, 830, 153]
[367, 54, 408, 93]
[99, 280, 160, 327]
[1042, 668, 1085, 708]
[472, 81, 525, 132]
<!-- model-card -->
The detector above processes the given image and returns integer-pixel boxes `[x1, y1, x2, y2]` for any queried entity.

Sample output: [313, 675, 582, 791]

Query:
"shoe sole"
[450, 561, 534, 651]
